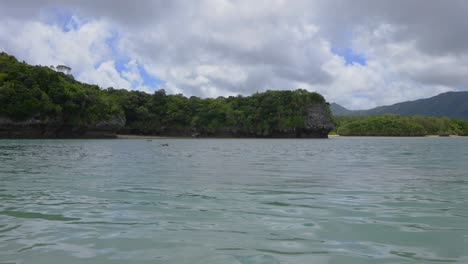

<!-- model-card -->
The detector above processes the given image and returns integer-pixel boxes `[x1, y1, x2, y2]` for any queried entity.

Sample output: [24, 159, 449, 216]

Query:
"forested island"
[0, 52, 334, 138]
[330, 90, 468, 136]
[331, 91, 468, 120]
[2, 51, 468, 139]
[333, 115, 468, 136]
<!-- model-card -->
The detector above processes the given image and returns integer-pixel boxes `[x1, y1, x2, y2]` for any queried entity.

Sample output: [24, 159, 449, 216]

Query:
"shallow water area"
[0, 138, 467, 263]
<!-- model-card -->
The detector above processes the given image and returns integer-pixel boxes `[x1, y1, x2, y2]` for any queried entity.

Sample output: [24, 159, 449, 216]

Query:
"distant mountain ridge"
[331, 91, 468, 120]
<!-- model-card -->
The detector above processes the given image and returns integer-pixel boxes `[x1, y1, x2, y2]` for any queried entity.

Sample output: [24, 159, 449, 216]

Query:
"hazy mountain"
[330, 103, 354, 116]
[331, 91, 468, 119]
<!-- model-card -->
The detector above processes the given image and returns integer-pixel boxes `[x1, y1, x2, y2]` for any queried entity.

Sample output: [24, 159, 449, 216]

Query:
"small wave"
[17, 243, 53, 252]
[0, 210, 80, 221]
[256, 248, 328, 255]
[390, 250, 458, 263]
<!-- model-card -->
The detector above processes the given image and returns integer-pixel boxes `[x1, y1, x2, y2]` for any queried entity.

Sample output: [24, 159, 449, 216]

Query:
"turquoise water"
[0, 138, 467, 263]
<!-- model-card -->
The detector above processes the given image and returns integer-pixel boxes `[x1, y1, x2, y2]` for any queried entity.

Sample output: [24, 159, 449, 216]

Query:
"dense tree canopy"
[0, 52, 330, 137]
[0, 52, 121, 127]
[334, 115, 468, 136]
[106, 88, 327, 136]
[3, 52, 468, 138]
[331, 91, 468, 120]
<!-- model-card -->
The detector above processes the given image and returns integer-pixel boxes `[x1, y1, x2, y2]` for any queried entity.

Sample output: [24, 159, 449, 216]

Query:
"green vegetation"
[331, 91, 468, 120]
[106, 88, 327, 136]
[334, 115, 468, 136]
[4, 51, 468, 138]
[0, 52, 330, 137]
[0, 52, 121, 127]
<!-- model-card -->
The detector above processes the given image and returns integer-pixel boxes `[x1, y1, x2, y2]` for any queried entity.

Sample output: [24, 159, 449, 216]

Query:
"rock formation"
[302, 103, 335, 137]
[0, 116, 125, 138]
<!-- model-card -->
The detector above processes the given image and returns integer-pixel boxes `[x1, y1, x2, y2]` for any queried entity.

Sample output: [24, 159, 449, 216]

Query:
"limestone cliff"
[0, 116, 125, 138]
[269, 103, 334, 138]
[301, 103, 335, 137]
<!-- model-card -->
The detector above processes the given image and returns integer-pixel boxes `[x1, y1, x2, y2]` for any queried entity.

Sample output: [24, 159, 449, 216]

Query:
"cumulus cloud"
[0, 17, 110, 72]
[0, 0, 467, 109]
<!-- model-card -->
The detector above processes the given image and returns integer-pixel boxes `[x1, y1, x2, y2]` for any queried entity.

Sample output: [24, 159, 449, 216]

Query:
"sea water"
[0, 138, 467, 263]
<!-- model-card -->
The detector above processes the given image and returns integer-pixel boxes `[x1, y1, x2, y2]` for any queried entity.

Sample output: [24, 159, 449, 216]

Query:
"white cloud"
[1, 1, 468, 109]
[79, 60, 130, 89]
[0, 14, 153, 93]
[0, 17, 110, 73]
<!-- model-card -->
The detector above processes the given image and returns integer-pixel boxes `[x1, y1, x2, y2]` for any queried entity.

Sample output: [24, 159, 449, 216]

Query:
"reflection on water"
[0, 138, 468, 263]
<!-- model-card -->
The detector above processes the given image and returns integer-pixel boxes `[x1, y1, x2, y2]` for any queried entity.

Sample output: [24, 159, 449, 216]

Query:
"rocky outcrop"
[92, 116, 126, 132]
[301, 103, 335, 138]
[0, 116, 125, 139]
[268, 103, 334, 138]
[0, 117, 48, 138]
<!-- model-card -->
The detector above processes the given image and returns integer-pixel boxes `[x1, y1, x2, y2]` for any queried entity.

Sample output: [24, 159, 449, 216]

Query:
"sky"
[1, 0, 467, 109]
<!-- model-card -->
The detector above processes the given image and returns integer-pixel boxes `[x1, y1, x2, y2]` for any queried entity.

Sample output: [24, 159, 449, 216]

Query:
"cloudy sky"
[1, 0, 467, 109]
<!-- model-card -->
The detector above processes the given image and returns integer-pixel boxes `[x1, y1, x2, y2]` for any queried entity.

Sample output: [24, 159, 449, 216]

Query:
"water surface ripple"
[1, 138, 467, 263]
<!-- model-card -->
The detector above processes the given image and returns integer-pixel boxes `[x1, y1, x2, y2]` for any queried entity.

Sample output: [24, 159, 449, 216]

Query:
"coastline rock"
[92, 116, 126, 132]
[0, 104, 334, 139]
[301, 104, 335, 137]
[0, 116, 125, 139]
[0, 117, 42, 138]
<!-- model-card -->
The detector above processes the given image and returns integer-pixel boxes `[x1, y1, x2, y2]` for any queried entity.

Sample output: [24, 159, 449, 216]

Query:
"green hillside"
[0, 52, 122, 126]
[331, 92, 468, 120]
[0, 52, 332, 138]
[106, 88, 329, 136]
[334, 115, 468, 136]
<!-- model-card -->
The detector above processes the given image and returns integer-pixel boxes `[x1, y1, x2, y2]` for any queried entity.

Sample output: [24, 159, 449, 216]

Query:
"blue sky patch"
[106, 31, 163, 90]
[41, 8, 164, 91]
[332, 47, 367, 66]
[137, 63, 164, 89]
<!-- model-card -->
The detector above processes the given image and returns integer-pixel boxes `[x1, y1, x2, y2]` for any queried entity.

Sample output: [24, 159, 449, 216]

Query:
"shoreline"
[116, 134, 468, 139]
[329, 134, 468, 138]
[1, 134, 466, 140]
[116, 134, 180, 139]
